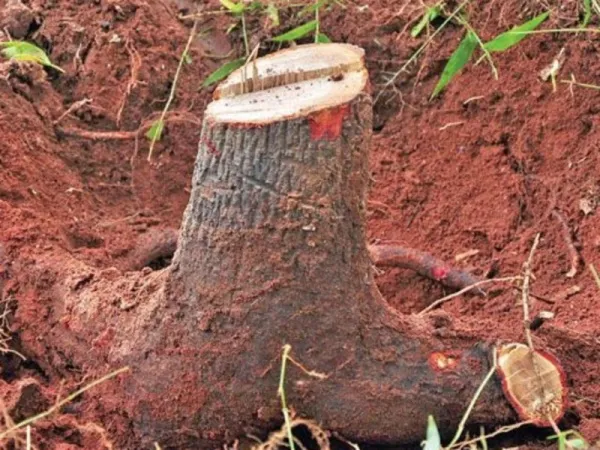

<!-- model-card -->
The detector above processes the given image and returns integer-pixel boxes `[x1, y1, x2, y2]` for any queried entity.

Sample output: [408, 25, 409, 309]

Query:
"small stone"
[580, 198, 595, 216]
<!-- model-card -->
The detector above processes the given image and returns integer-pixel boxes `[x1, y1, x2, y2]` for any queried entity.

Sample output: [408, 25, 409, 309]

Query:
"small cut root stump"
[27, 44, 524, 448]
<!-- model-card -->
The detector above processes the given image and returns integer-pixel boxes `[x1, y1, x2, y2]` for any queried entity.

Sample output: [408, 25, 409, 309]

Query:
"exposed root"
[551, 209, 581, 278]
[368, 243, 484, 292]
[116, 39, 142, 127]
[52, 98, 92, 125]
[53, 416, 114, 450]
[0, 294, 25, 360]
[0, 398, 33, 450]
[57, 127, 138, 141]
[0, 367, 129, 440]
[253, 418, 330, 450]
[57, 112, 201, 142]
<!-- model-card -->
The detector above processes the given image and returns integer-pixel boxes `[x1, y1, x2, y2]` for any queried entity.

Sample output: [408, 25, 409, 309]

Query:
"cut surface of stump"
[497, 343, 567, 426]
[23, 43, 527, 449]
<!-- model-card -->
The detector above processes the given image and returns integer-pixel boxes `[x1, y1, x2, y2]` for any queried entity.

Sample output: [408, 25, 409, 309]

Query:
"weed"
[482, 12, 550, 52]
[412, 3, 443, 38]
[278, 344, 296, 450]
[548, 429, 589, 450]
[272, 19, 318, 42]
[423, 416, 441, 450]
[276, 344, 327, 450]
[202, 0, 340, 89]
[580, 0, 600, 27]
[375, 0, 468, 104]
[431, 30, 477, 98]
[378, 3, 550, 100]
[146, 19, 198, 161]
[431, 10, 549, 97]
[0, 41, 64, 73]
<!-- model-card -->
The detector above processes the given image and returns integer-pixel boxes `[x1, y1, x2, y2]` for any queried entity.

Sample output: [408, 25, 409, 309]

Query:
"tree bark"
[21, 43, 517, 449]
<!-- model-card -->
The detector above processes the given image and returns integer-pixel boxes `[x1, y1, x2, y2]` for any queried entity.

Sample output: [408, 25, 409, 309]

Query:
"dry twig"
[116, 39, 142, 127]
[551, 210, 581, 278]
[53, 98, 92, 125]
[418, 276, 521, 315]
[589, 263, 600, 291]
[147, 19, 199, 161]
[253, 418, 330, 450]
[522, 233, 541, 350]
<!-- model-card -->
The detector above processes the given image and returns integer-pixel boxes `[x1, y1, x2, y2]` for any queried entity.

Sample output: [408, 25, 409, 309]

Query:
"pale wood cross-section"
[208, 43, 368, 123]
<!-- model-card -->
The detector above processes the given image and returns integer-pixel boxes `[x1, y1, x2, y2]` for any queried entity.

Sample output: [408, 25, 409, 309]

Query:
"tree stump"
[24, 43, 518, 449]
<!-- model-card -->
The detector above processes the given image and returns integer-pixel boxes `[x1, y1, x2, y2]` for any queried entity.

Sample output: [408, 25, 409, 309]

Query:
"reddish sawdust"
[0, 0, 600, 448]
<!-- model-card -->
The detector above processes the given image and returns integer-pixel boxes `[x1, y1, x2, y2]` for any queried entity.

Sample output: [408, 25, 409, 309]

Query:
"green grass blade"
[423, 416, 441, 450]
[411, 5, 441, 38]
[266, 2, 280, 27]
[1, 41, 64, 72]
[146, 120, 165, 142]
[220, 0, 245, 14]
[271, 20, 317, 42]
[431, 30, 477, 98]
[316, 33, 331, 43]
[583, 0, 592, 26]
[483, 11, 549, 52]
[412, 12, 432, 38]
[201, 57, 245, 88]
[298, 0, 328, 17]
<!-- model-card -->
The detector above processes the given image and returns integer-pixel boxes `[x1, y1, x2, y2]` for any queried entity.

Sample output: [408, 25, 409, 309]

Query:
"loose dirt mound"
[1, 0, 600, 448]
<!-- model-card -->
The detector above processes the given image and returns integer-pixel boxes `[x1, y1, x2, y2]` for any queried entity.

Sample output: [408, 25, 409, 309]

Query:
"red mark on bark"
[201, 136, 220, 156]
[431, 266, 450, 281]
[428, 351, 460, 372]
[308, 104, 350, 141]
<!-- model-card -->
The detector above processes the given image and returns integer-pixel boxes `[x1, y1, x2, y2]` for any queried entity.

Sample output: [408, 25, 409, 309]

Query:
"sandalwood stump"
[28, 43, 520, 448]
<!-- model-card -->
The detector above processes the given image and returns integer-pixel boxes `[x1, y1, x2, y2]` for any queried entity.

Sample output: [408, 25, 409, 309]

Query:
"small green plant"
[581, 0, 600, 26]
[412, 3, 443, 38]
[430, 10, 549, 97]
[431, 30, 477, 97]
[277, 344, 327, 450]
[548, 429, 589, 450]
[422, 415, 441, 450]
[220, 0, 251, 57]
[202, 0, 339, 88]
[0, 41, 64, 73]
[272, 19, 318, 42]
[146, 21, 198, 161]
[201, 58, 246, 88]
[482, 11, 549, 52]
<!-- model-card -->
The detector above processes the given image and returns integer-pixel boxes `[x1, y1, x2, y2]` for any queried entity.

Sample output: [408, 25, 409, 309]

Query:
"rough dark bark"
[18, 44, 519, 449]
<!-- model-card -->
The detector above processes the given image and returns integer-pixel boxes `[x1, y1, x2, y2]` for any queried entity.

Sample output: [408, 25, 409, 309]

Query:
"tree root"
[127, 229, 484, 294]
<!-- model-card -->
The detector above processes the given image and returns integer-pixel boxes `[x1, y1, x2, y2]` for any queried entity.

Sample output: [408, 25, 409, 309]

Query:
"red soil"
[1, 0, 600, 448]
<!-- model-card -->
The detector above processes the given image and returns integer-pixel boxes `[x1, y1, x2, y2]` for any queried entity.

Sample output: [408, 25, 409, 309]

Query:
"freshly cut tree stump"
[28, 44, 520, 448]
